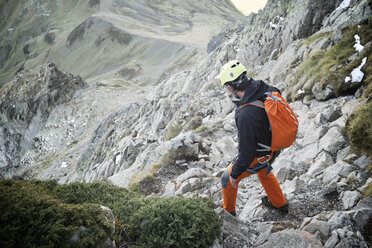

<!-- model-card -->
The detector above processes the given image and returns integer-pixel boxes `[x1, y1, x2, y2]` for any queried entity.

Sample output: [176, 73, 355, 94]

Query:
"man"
[219, 60, 288, 216]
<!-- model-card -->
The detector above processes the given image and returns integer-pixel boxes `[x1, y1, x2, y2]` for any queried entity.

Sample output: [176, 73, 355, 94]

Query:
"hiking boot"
[229, 210, 236, 216]
[261, 196, 289, 214]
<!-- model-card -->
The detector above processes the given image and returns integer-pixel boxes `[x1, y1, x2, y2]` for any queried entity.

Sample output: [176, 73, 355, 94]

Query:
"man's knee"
[221, 169, 230, 188]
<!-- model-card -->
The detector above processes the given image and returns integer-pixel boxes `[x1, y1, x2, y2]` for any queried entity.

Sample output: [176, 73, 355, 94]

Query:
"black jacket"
[230, 78, 279, 179]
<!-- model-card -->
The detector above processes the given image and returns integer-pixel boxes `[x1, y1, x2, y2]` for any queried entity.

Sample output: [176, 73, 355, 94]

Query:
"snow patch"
[336, 0, 351, 11]
[297, 89, 305, 95]
[344, 76, 351, 83]
[350, 57, 367, 83]
[269, 22, 277, 29]
[61, 162, 68, 168]
[353, 35, 364, 52]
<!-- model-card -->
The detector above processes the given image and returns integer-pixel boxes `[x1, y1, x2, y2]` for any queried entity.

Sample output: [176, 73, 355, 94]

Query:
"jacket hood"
[237, 78, 270, 106]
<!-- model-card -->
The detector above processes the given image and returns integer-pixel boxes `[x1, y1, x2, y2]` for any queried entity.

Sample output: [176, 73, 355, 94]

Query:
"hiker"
[219, 60, 298, 216]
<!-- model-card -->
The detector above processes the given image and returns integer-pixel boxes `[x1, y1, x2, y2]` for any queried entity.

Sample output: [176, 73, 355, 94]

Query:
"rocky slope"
[1, 0, 372, 247]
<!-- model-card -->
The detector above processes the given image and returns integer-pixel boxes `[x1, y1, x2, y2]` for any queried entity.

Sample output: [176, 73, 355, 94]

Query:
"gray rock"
[353, 155, 371, 170]
[319, 127, 347, 155]
[307, 151, 334, 177]
[275, 166, 296, 183]
[259, 229, 322, 248]
[334, 238, 367, 248]
[328, 212, 352, 231]
[342, 191, 361, 210]
[352, 208, 372, 233]
[336, 146, 350, 162]
[162, 168, 211, 196]
[321, 107, 342, 123]
[341, 98, 360, 117]
[312, 82, 334, 101]
[324, 231, 339, 248]
[283, 177, 306, 195]
[323, 161, 354, 184]
[301, 219, 330, 240]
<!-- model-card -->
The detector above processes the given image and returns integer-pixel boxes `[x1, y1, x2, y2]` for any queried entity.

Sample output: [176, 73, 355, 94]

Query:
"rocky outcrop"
[0, 63, 86, 169]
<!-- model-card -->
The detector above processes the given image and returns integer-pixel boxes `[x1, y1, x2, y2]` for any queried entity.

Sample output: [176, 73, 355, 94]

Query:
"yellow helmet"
[219, 60, 246, 86]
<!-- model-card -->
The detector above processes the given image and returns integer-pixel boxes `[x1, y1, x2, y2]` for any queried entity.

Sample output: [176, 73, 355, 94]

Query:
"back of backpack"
[263, 91, 298, 151]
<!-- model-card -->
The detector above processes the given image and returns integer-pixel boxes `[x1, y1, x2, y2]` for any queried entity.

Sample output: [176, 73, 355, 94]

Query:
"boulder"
[352, 208, 372, 233]
[324, 231, 339, 248]
[301, 218, 330, 240]
[327, 212, 352, 231]
[353, 155, 371, 170]
[307, 151, 334, 177]
[319, 127, 347, 155]
[162, 168, 211, 196]
[323, 161, 354, 184]
[312, 82, 334, 101]
[341, 191, 360, 210]
[260, 229, 322, 248]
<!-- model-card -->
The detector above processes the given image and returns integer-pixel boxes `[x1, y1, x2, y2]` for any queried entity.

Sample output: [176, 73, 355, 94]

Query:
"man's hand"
[229, 176, 238, 189]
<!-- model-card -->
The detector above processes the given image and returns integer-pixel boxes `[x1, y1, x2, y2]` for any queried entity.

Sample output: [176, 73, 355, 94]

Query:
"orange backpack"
[238, 91, 299, 152]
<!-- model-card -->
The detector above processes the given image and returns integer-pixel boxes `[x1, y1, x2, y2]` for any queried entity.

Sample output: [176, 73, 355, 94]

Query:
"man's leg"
[257, 168, 286, 208]
[221, 162, 251, 213]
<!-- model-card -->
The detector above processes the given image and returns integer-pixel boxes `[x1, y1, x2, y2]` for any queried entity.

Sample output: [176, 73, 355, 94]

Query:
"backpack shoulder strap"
[236, 100, 264, 113]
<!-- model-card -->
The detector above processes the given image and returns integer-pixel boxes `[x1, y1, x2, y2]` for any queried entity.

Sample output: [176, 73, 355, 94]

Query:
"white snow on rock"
[269, 22, 277, 29]
[336, 0, 351, 11]
[297, 89, 305, 95]
[344, 76, 351, 83]
[353, 35, 364, 52]
[351, 57, 367, 83]
[61, 162, 68, 168]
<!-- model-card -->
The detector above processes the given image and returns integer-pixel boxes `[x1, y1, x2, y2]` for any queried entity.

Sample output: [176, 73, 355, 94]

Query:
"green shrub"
[0, 180, 114, 248]
[128, 197, 221, 248]
[0, 180, 221, 247]
[345, 101, 372, 157]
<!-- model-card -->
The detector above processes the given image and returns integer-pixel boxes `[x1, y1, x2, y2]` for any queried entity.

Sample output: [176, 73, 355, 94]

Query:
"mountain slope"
[0, 0, 243, 86]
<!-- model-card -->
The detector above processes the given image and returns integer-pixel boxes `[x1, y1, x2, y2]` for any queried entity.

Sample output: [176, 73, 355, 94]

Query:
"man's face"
[224, 84, 240, 100]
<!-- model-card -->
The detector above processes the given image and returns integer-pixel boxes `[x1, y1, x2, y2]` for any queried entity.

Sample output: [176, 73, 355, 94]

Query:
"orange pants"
[221, 158, 286, 213]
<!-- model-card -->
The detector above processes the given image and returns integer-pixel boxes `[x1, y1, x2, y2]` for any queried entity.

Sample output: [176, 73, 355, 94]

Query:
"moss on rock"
[345, 101, 372, 157]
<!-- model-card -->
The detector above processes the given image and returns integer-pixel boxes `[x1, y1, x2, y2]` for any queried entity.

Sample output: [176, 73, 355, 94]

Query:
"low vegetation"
[344, 101, 372, 157]
[288, 20, 372, 101]
[166, 123, 183, 140]
[0, 180, 221, 248]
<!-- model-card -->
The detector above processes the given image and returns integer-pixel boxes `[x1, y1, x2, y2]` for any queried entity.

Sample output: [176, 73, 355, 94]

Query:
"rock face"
[1, 0, 372, 247]
[0, 63, 86, 168]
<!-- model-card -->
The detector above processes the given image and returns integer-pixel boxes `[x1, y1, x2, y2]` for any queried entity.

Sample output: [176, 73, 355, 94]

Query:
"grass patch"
[363, 182, 372, 198]
[166, 123, 183, 141]
[344, 101, 372, 157]
[0, 180, 221, 247]
[67, 140, 79, 149]
[298, 31, 332, 48]
[288, 21, 372, 101]
[194, 125, 209, 133]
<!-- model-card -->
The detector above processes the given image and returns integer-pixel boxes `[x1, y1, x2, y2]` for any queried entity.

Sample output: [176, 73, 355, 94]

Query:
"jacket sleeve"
[230, 108, 261, 179]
